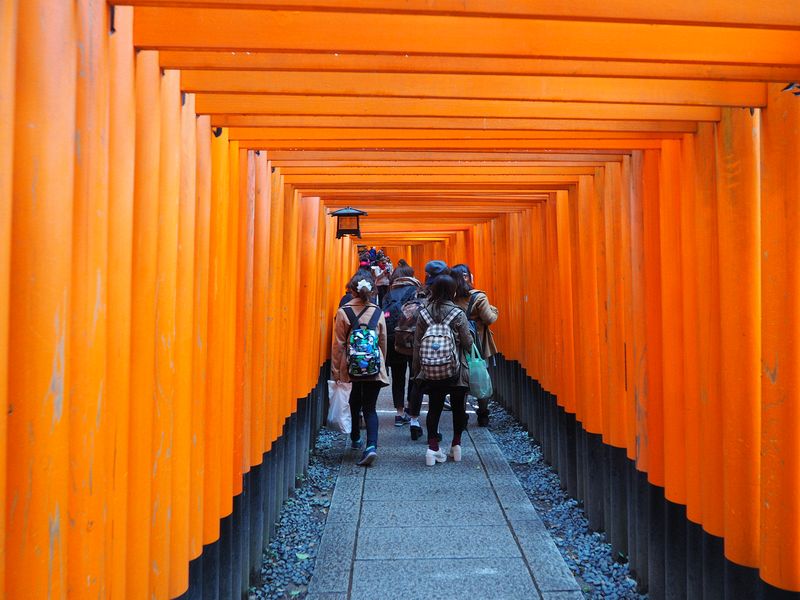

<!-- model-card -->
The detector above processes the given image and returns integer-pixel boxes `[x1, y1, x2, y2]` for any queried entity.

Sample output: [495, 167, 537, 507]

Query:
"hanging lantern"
[330, 206, 367, 239]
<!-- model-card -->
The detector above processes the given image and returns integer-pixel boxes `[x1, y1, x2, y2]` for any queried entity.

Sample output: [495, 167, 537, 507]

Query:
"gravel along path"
[251, 427, 346, 600]
[485, 401, 646, 600]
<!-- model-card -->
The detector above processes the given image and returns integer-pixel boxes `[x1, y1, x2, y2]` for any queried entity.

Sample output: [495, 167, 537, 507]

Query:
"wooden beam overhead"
[228, 128, 682, 141]
[134, 8, 800, 66]
[181, 70, 767, 107]
[238, 139, 666, 150]
[117, 1, 800, 29]
[161, 51, 800, 83]
[278, 166, 599, 175]
[212, 115, 699, 132]
[196, 94, 721, 121]
[265, 151, 626, 161]
[271, 160, 613, 168]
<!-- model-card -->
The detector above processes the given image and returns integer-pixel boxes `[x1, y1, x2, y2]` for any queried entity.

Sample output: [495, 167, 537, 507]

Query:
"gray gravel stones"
[251, 427, 346, 600]
[486, 403, 646, 600]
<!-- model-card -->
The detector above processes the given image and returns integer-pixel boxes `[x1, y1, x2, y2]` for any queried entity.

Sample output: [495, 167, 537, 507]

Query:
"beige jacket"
[331, 299, 390, 386]
[454, 290, 499, 358]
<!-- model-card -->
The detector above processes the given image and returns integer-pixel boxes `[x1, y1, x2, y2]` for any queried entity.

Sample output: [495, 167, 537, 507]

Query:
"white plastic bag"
[327, 380, 352, 434]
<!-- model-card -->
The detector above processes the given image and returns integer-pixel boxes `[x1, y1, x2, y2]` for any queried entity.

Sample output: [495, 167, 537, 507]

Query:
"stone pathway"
[307, 386, 581, 600]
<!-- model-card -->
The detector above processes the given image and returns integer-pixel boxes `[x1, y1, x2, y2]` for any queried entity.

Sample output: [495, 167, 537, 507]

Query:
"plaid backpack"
[418, 307, 460, 381]
[344, 306, 382, 378]
[393, 296, 423, 356]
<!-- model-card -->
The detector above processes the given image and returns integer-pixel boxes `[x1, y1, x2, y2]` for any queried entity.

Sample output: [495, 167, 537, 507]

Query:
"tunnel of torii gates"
[2, 1, 800, 599]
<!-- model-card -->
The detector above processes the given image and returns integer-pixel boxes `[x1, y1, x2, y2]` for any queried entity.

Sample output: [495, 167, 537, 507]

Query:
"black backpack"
[382, 285, 418, 343]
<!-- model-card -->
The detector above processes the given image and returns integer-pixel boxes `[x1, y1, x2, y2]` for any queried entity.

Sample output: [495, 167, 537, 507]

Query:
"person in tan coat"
[452, 263, 499, 426]
[331, 271, 390, 466]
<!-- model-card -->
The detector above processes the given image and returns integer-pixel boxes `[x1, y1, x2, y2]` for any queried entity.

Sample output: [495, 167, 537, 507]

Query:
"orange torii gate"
[2, 1, 799, 599]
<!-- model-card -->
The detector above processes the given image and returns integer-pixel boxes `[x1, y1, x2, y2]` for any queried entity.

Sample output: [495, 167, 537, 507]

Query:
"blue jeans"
[349, 381, 382, 448]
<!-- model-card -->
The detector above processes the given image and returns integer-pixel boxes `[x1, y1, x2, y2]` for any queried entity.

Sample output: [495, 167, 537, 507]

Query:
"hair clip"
[357, 279, 373, 292]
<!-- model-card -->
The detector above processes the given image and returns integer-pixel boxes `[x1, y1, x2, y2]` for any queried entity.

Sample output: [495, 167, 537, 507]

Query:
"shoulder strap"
[442, 307, 460, 326]
[465, 292, 479, 319]
[418, 307, 433, 326]
[343, 306, 369, 328]
[366, 306, 382, 330]
[343, 307, 358, 328]
[401, 285, 417, 303]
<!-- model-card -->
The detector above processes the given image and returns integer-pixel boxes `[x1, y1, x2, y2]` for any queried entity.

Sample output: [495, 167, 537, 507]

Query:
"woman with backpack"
[412, 269, 474, 466]
[381, 260, 423, 433]
[451, 263, 499, 427]
[331, 271, 390, 466]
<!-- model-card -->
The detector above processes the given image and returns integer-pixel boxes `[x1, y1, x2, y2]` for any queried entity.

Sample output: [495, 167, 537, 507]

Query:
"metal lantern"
[330, 206, 367, 239]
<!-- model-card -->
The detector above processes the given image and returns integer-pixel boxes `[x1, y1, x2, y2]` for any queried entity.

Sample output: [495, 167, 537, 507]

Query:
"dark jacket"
[411, 299, 474, 389]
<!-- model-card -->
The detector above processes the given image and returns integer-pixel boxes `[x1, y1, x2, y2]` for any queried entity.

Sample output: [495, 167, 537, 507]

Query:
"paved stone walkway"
[308, 386, 581, 600]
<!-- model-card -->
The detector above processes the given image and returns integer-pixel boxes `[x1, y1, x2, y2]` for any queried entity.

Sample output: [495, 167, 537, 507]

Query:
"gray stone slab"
[467, 428, 498, 446]
[504, 502, 546, 525]
[356, 525, 521, 560]
[365, 464, 484, 484]
[305, 594, 349, 600]
[541, 592, 584, 600]
[361, 455, 482, 477]
[493, 482, 534, 509]
[325, 474, 363, 524]
[307, 522, 358, 594]
[359, 499, 506, 528]
[512, 521, 580, 592]
[350, 558, 541, 600]
[362, 477, 496, 502]
[477, 448, 519, 480]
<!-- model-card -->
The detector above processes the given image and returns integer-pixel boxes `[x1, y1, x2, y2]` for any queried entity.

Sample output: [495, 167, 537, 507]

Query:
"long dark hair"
[346, 271, 376, 302]
[451, 263, 473, 298]
[428, 273, 457, 305]
[390, 259, 414, 282]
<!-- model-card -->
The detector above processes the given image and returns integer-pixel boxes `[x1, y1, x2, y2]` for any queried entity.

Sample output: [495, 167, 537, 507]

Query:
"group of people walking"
[330, 258, 498, 467]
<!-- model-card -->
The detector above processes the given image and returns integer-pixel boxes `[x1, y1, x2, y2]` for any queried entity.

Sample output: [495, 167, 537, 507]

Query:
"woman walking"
[381, 260, 423, 432]
[331, 272, 390, 466]
[412, 269, 473, 466]
[452, 263, 499, 427]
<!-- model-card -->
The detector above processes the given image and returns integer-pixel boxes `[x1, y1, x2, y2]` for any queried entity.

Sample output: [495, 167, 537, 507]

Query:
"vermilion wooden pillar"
[170, 90, 198, 598]
[107, 7, 135, 599]
[658, 139, 686, 504]
[190, 114, 212, 560]
[8, 1, 77, 597]
[205, 127, 230, 545]
[759, 84, 800, 592]
[715, 107, 762, 572]
[692, 122, 724, 542]
[251, 152, 271, 466]
[0, 1, 15, 592]
[70, 0, 111, 596]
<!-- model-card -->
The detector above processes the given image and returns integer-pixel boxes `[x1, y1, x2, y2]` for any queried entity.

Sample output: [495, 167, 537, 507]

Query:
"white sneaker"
[425, 448, 447, 466]
[449, 444, 462, 462]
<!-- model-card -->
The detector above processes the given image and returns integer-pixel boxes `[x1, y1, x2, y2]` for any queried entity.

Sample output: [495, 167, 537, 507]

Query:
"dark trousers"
[388, 352, 423, 414]
[349, 381, 382, 448]
[377, 285, 389, 304]
[426, 386, 468, 445]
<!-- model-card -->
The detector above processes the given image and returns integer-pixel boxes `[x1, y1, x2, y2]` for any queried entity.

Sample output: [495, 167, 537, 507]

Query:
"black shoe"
[410, 424, 423, 441]
[477, 409, 490, 427]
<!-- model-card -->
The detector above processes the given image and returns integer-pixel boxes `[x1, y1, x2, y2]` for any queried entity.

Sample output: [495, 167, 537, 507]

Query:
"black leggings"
[349, 381, 382, 448]
[388, 352, 424, 416]
[425, 387, 467, 446]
